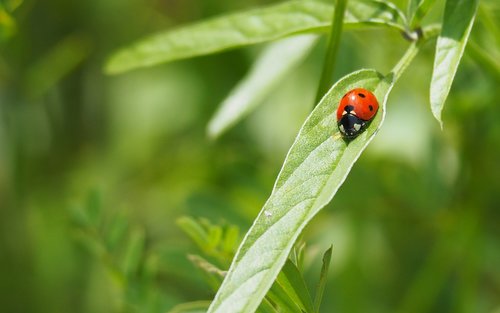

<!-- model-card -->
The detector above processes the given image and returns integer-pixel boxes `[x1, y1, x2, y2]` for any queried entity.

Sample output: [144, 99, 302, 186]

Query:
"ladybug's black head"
[338, 113, 366, 139]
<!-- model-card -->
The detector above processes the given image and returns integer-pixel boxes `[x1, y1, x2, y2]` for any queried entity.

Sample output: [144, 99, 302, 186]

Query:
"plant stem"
[390, 42, 419, 83]
[390, 24, 441, 83]
[315, 0, 349, 104]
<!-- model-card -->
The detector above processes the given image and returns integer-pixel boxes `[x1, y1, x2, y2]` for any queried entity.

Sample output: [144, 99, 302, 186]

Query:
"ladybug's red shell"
[336, 88, 379, 121]
[336, 88, 379, 139]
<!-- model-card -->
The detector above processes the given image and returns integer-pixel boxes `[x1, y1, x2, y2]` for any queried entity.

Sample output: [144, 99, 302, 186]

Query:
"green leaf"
[0, 1, 20, 41]
[256, 298, 277, 313]
[85, 190, 102, 227]
[72, 229, 107, 260]
[168, 301, 212, 313]
[143, 253, 159, 282]
[188, 254, 226, 291]
[430, 0, 478, 127]
[106, 213, 129, 250]
[266, 282, 303, 313]
[177, 216, 209, 251]
[477, 3, 500, 46]
[407, 0, 436, 27]
[121, 227, 145, 277]
[4, 0, 23, 12]
[69, 193, 107, 259]
[466, 41, 500, 82]
[207, 224, 223, 251]
[208, 34, 317, 139]
[222, 224, 240, 255]
[276, 260, 315, 313]
[407, 0, 419, 17]
[0, 10, 14, 41]
[315, 0, 349, 103]
[26, 34, 92, 98]
[290, 240, 306, 270]
[370, 0, 408, 27]
[207, 68, 395, 313]
[188, 254, 227, 279]
[105, 0, 406, 74]
[314, 246, 333, 312]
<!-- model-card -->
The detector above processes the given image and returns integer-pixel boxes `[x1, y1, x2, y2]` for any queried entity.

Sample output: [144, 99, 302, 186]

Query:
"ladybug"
[337, 88, 379, 139]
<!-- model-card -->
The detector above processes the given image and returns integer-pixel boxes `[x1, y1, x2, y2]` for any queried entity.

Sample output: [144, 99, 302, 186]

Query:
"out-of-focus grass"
[0, 0, 499, 312]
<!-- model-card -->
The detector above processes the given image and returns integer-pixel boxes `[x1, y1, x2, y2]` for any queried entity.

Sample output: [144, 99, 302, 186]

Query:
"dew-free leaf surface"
[314, 246, 333, 312]
[208, 35, 318, 139]
[430, 0, 478, 127]
[105, 0, 406, 74]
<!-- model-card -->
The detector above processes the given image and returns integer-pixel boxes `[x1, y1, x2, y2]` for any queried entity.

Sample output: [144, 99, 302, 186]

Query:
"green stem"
[315, 0, 349, 104]
[390, 24, 441, 83]
[390, 42, 419, 83]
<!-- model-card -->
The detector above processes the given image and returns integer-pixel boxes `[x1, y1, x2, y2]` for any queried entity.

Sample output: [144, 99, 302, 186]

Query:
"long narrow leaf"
[408, 0, 436, 27]
[207, 69, 394, 313]
[0, 7, 15, 41]
[168, 301, 212, 313]
[266, 283, 303, 313]
[105, 0, 406, 74]
[466, 41, 500, 83]
[26, 34, 91, 98]
[314, 246, 333, 312]
[121, 227, 145, 277]
[276, 260, 315, 313]
[208, 35, 318, 139]
[430, 0, 478, 127]
[177, 216, 209, 251]
[256, 298, 277, 313]
[315, 0, 348, 103]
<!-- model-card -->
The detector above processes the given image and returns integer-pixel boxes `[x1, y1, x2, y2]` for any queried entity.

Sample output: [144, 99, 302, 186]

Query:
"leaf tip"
[103, 62, 118, 76]
[437, 118, 444, 130]
[104, 48, 140, 75]
[206, 121, 222, 141]
[103, 56, 123, 75]
[433, 113, 444, 130]
[323, 245, 333, 262]
[430, 98, 444, 130]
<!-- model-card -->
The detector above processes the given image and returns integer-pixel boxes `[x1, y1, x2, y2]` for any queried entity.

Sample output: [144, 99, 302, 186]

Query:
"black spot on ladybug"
[344, 105, 354, 113]
[369, 105, 373, 111]
[358, 93, 366, 98]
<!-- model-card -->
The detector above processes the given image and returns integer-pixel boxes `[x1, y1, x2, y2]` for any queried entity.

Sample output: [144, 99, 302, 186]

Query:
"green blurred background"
[1, 0, 499, 312]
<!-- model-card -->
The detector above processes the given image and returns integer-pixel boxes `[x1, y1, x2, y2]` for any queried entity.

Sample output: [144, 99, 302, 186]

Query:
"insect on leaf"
[207, 68, 395, 313]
